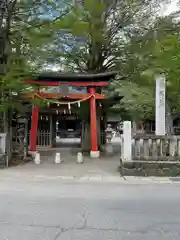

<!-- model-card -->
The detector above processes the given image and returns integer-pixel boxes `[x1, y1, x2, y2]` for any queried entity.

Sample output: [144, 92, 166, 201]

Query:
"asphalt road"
[0, 179, 180, 240]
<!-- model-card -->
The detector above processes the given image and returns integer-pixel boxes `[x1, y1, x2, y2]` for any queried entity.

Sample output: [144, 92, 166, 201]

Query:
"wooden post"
[29, 105, 39, 152]
[89, 87, 99, 158]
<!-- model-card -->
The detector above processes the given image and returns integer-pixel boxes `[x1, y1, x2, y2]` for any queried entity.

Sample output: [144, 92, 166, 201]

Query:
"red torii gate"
[25, 72, 116, 158]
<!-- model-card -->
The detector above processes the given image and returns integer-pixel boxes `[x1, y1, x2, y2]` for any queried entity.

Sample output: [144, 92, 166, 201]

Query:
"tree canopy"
[0, 0, 180, 122]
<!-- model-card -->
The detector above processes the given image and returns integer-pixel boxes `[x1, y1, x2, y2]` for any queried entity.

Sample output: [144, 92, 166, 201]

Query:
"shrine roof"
[34, 71, 117, 82]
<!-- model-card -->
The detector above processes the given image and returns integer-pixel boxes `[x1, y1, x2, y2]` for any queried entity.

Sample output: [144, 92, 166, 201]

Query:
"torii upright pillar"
[89, 87, 99, 158]
[29, 105, 39, 152]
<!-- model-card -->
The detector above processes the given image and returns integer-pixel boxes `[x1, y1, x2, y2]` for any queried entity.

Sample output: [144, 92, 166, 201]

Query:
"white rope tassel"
[68, 103, 71, 110]
[78, 101, 80, 107]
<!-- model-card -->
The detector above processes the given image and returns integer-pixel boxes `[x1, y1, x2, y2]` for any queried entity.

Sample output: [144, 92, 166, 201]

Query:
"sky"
[165, 0, 178, 14]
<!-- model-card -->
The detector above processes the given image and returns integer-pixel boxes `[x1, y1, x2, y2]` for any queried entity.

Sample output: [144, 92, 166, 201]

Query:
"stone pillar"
[155, 74, 166, 135]
[122, 121, 132, 162]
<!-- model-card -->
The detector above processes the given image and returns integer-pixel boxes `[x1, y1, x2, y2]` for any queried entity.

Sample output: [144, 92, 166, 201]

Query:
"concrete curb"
[1, 172, 180, 184]
[32, 175, 180, 184]
[123, 176, 174, 184]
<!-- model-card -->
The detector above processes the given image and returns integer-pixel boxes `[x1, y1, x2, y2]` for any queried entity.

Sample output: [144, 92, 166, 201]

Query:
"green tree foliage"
[111, 80, 155, 120]
[34, 0, 169, 120]
[51, 0, 169, 73]
[152, 34, 180, 116]
[0, 0, 176, 122]
[130, 15, 180, 118]
[0, 0, 71, 113]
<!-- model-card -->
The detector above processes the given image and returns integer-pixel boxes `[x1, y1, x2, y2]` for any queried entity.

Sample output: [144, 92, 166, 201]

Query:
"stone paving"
[1, 152, 180, 184]
[3, 149, 121, 181]
[1, 137, 180, 184]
